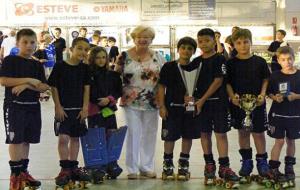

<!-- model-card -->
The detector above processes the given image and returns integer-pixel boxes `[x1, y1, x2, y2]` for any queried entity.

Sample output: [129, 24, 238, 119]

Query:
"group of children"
[0, 26, 299, 190]
[0, 29, 123, 190]
[158, 28, 299, 188]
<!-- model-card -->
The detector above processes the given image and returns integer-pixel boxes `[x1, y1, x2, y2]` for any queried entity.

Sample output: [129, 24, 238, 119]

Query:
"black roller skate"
[285, 156, 296, 188]
[204, 163, 216, 186]
[88, 167, 106, 184]
[106, 161, 123, 179]
[71, 167, 91, 189]
[239, 159, 253, 184]
[177, 159, 190, 181]
[217, 166, 239, 189]
[55, 169, 71, 190]
[266, 168, 289, 190]
[20, 171, 41, 190]
[162, 159, 175, 180]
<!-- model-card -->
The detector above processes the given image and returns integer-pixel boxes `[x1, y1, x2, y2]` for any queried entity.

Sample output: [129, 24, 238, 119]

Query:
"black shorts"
[88, 114, 117, 130]
[268, 113, 300, 139]
[54, 110, 87, 137]
[230, 103, 268, 133]
[197, 101, 231, 134]
[4, 102, 42, 144]
[161, 107, 201, 141]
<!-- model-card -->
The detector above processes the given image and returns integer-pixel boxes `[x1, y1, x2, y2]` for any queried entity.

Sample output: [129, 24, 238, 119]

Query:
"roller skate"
[204, 163, 216, 186]
[55, 169, 71, 190]
[265, 168, 289, 190]
[71, 167, 91, 189]
[106, 161, 123, 179]
[161, 159, 175, 180]
[176, 159, 190, 181]
[251, 158, 272, 186]
[285, 164, 295, 188]
[88, 167, 106, 184]
[217, 165, 239, 189]
[9, 174, 21, 190]
[20, 171, 41, 190]
[239, 159, 253, 184]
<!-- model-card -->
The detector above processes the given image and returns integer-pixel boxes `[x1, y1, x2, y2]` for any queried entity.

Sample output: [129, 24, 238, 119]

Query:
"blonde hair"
[276, 46, 295, 59]
[130, 25, 155, 40]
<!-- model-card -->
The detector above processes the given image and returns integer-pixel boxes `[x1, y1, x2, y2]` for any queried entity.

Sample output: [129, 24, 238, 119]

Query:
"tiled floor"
[0, 93, 299, 190]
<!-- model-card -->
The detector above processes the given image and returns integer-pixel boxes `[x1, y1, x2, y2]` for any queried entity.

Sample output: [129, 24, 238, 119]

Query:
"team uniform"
[1, 55, 46, 144]
[226, 55, 271, 181]
[267, 70, 299, 188]
[227, 55, 270, 133]
[48, 61, 90, 137]
[159, 61, 201, 141]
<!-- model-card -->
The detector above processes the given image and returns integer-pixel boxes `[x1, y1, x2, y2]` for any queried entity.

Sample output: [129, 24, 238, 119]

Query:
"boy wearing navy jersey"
[188, 28, 239, 185]
[226, 28, 271, 181]
[48, 37, 91, 187]
[267, 46, 300, 187]
[158, 37, 200, 180]
[0, 29, 49, 190]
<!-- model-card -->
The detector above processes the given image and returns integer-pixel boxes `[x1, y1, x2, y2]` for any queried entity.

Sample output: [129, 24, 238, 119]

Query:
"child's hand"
[274, 94, 284, 103]
[77, 108, 88, 122]
[36, 83, 50, 92]
[159, 106, 168, 120]
[39, 59, 47, 63]
[195, 98, 205, 115]
[288, 92, 297, 102]
[12, 84, 28, 96]
[97, 98, 110, 106]
[184, 95, 194, 105]
[231, 94, 240, 107]
[55, 105, 68, 122]
[256, 94, 265, 106]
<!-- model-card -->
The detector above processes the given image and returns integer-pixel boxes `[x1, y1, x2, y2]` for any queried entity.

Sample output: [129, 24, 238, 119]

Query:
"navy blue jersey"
[0, 55, 46, 102]
[268, 70, 300, 116]
[187, 53, 228, 102]
[226, 55, 270, 95]
[48, 61, 90, 108]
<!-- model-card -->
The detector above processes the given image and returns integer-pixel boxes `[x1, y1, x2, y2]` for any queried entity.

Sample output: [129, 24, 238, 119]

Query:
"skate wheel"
[274, 183, 281, 190]
[265, 181, 272, 188]
[216, 179, 223, 186]
[225, 181, 233, 189]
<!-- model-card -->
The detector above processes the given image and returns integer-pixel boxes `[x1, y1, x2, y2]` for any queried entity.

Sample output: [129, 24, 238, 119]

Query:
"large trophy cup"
[240, 94, 257, 131]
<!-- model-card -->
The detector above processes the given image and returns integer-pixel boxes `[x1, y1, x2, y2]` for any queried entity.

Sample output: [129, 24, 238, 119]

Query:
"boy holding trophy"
[267, 46, 300, 188]
[158, 37, 199, 181]
[188, 28, 239, 187]
[226, 28, 271, 182]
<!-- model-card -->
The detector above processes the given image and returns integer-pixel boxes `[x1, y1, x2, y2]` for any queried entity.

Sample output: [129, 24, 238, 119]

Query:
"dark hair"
[197, 28, 215, 39]
[93, 30, 101, 36]
[88, 46, 109, 71]
[108, 36, 116, 43]
[16, 28, 37, 41]
[214, 31, 221, 36]
[79, 27, 87, 32]
[54, 27, 62, 33]
[276, 46, 295, 59]
[231, 28, 252, 43]
[71, 37, 89, 48]
[277, 29, 286, 37]
[92, 34, 100, 41]
[177, 37, 197, 53]
[0, 31, 3, 35]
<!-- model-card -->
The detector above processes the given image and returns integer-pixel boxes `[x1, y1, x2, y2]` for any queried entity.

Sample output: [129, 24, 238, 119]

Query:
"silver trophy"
[240, 94, 257, 131]
[184, 69, 198, 113]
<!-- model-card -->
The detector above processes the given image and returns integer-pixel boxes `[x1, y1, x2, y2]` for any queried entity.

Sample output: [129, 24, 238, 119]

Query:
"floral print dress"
[120, 51, 165, 111]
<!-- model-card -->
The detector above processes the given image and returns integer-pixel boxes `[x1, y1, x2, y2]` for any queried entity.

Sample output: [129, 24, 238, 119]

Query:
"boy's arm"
[82, 85, 90, 111]
[260, 79, 269, 97]
[0, 77, 41, 87]
[158, 84, 168, 120]
[51, 87, 62, 108]
[195, 77, 223, 114]
[226, 83, 235, 100]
